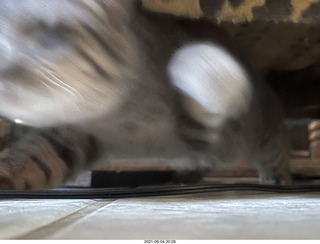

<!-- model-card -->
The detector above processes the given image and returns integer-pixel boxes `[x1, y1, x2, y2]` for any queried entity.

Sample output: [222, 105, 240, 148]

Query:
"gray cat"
[0, 0, 291, 189]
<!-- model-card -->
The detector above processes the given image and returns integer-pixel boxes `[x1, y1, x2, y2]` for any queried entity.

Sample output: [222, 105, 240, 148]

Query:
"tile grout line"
[16, 199, 116, 240]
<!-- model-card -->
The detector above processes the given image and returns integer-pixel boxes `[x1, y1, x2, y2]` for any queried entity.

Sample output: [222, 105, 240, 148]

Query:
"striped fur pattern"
[143, 0, 320, 72]
[0, 0, 291, 189]
[143, 0, 320, 24]
[0, 126, 102, 189]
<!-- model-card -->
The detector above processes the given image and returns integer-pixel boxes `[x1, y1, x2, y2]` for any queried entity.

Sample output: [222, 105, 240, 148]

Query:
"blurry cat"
[0, 0, 291, 189]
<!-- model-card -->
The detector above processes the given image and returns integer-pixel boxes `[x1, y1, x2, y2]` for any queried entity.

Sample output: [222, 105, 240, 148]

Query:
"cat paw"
[0, 163, 15, 189]
[0, 176, 15, 190]
[259, 173, 292, 185]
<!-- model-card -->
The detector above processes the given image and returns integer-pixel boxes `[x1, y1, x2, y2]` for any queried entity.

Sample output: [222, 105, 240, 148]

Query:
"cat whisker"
[36, 65, 79, 98]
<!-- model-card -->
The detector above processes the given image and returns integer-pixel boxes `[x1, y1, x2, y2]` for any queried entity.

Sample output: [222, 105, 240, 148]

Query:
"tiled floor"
[2, 192, 320, 239]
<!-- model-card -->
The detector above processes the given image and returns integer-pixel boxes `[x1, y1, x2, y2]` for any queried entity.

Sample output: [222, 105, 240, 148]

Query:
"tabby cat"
[0, 0, 291, 189]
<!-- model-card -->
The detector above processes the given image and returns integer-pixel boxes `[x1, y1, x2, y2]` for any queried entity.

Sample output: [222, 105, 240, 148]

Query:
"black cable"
[1, 183, 320, 199]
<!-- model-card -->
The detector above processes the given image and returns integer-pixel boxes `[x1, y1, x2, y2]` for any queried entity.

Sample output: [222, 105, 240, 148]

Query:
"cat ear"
[167, 42, 252, 127]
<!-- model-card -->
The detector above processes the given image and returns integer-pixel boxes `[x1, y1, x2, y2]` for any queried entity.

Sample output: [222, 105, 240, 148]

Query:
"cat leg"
[0, 126, 102, 190]
[167, 42, 252, 128]
[251, 131, 292, 185]
[167, 42, 291, 184]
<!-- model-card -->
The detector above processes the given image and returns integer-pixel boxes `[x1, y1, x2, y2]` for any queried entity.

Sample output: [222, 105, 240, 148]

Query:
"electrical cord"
[1, 183, 320, 199]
